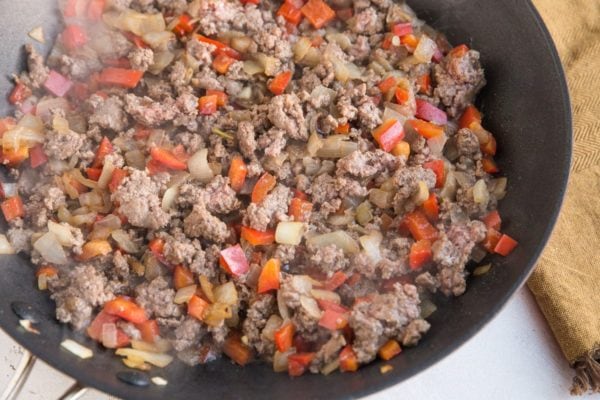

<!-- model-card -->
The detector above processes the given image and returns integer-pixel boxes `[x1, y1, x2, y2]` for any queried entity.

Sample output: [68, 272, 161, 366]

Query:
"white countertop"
[0, 287, 576, 400]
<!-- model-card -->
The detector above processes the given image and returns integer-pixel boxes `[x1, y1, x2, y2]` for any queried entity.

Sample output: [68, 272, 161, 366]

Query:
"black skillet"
[0, 0, 571, 398]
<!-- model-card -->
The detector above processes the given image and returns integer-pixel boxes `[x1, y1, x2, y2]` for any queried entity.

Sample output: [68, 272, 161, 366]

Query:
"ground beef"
[267, 94, 308, 141]
[309, 333, 346, 373]
[349, 283, 427, 362]
[172, 318, 206, 352]
[236, 121, 257, 158]
[308, 244, 348, 274]
[349, 8, 384, 35]
[124, 94, 177, 127]
[7, 227, 33, 253]
[184, 203, 230, 243]
[24, 44, 49, 89]
[87, 95, 128, 132]
[456, 128, 481, 156]
[244, 184, 292, 231]
[257, 127, 286, 158]
[433, 50, 486, 117]
[128, 47, 154, 72]
[135, 276, 182, 319]
[392, 166, 437, 211]
[49, 265, 113, 330]
[243, 294, 276, 355]
[162, 229, 203, 266]
[44, 127, 85, 161]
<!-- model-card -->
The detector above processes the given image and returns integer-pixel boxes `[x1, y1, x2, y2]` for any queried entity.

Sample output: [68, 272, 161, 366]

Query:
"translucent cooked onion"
[307, 132, 324, 156]
[242, 60, 264, 76]
[131, 338, 172, 354]
[104, 10, 166, 36]
[311, 85, 337, 107]
[70, 169, 98, 189]
[102, 323, 119, 349]
[111, 229, 140, 254]
[70, 212, 98, 226]
[161, 185, 179, 211]
[473, 263, 492, 276]
[48, 220, 76, 246]
[490, 177, 508, 200]
[36, 97, 69, 122]
[115, 348, 173, 368]
[97, 160, 115, 189]
[149, 50, 175, 75]
[440, 171, 458, 200]
[321, 358, 340, 375]
[199, 275, 215, 303]
[261, 315, 283, 341]
[142, 31, 174, 49]
[427, 134, 447, 157]
[214, 281, 238, 306]
[420, 298, 437, 319]
[317, 135, 358, 159]
[277, 290, 290, 320]
[413, 181, 430, 206]
[273, 349, 293, 372]
[0, 234, 15, 254]
[369, 189, 393, 209]
[79, 191, 104, 210]
[356, 201, 373, 226]
[472, 179, 489, 205]
[310, 289, 341, 304]
[174, 285, 197, 304]
[300, 295, 323, 320]
[293, 37, 312, 62]
[34, 232, 68, 264]
[61, 340, 93, 359]
[327, 210, 355, 227]
[359, 231, 383, 264]
[301, 47, 321, 67]
[275, 222, 305, 246]
[306, 231, 360, 254]
[255, 53, 279, 77]
[230, 36, 253, 53]
[454, 171, 475, 188]
[2, 126, 44, 150]
[188, 148, 213, 183]
[326, 32, 352, 50]
[204, 303, 232, 327]
[414, 34, 437, 63]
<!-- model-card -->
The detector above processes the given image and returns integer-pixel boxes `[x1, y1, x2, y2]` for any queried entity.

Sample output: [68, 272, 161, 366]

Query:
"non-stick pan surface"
[0, 0, 571, 399]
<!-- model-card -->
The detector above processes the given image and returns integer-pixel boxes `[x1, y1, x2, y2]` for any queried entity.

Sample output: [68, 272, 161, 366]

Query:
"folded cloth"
[528, 0, 600, 395]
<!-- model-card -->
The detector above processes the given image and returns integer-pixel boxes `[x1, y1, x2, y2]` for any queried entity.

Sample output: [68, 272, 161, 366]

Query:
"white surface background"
[0, 287, 579, 400]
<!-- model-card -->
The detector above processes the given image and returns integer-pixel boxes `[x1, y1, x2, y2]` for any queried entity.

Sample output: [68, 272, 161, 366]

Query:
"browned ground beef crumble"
[1, 0, 509, 374]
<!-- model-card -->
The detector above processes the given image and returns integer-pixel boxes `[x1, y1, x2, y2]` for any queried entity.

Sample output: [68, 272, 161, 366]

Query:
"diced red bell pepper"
[86, 0, 105, 21]
[198, 95, 218, 115]
[392, 22, 413, 37]
[124, 32, 149, 49]
[148, 238, 165, 257]
[482, 228, 502, 253]
[401, 34, 419, 50]
[91, 137, 113, 168]
[240, 0, 260, 4]
[322, 271, 348, 291]
[481, 134, 497, 156]
[449, 44, 469, 58]
[377, 76, 397, 94]
[415, 99, 448, 125]
[44, 70, 73, 97]
[372, 119, 405, 152]
[409, 239, 432, 270]
[335, 123, 350, 134]
[300, 0, 335, 29]
[317, 299, 349, 313]
[87, 310, 130, 348]
[251, 172, 276, 203]
[494, 234, 518, 256]
[36, 265, 58, 278]
[103, 57, 131, 68]
[275, 322, 295, 352]
[108, 168, 128, 193]
[459, 105, 482, 129]
[288, 352, 316, 376]
[212, 53, 236, 74]
[257, 258, 281, 293]
[63, 0, 78, 17]
[150, 147, 188, 170]
[228, 155, 247, 192]
[173, 265, 195, 290]
[417, 73, 431, 95]
[8, 82, 31, 105]
[423, 159, 446, 188]
[62, 25, 88, 51]
[104, 297, 148, 324]
[188, 295, 210, 321]
[318, 308, 348, 330]
[277, 2, 303, 26]
[339, 346, 359, 372]
[482, 210, 502, 231]
[241, 226, 275, 246]
[206, 89, 228, 107]
[378, 339, 402, 360]
[69, 82, 89, 101]
[0, 117, 16, 135]
[381, 35, 393, 50]
[482, 157, 499, 174]
[136, 320, 160, 343]
[98, 68, 143, 88]
[268, 71, 292, 95]
[223, 333, 253, 366]
[408, 119, 444, 139]
[403, 210, 438, 242]
[421, 193, 439, 222]
[1, 196, 24, 222]
[29, 145, 48, 169]
[172, 14, 195, 37]
[288, 197, 313, 222]
[395, 87, 409, 104]
[219, 244, 250, 277]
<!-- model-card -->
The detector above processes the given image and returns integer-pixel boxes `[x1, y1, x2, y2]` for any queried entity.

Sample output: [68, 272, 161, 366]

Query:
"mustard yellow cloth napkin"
[527, 0, 600, 395]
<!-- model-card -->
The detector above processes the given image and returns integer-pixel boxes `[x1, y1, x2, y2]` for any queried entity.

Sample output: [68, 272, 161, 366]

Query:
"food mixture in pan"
[0, 0, 519, 376]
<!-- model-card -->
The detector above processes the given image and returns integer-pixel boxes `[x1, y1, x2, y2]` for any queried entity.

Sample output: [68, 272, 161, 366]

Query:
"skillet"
[0, 0, 571, 398]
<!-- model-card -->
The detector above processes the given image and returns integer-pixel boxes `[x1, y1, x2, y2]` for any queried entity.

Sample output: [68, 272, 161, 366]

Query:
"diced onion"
[420, 298, 437, 319]
[33, 232, 68, 264]
[300, 296, 323, 319]
[70, 169, 98, 189]
[19, 319, 40, 335]
[277, 290, 290, 320]
[242, 60, 264, 76]
[293, 37, 312, 62]
[359, 231, 383, 264]
[2, 126, 44, 150]
[204, 303, 233, 327]
[152, 377, 168, 386]
[131, 338, 172, 354]
[90, 214, 121, 240]
[102, 323, 119, 349]
[414, 34, 437, 63]
[472, 179, 489, 205]
[115, 348, 173, 368]
[275, 222, 305, 246]
[0, 234, 15, 254]
[174, 285, 197, 304]
[161, 185, 179, 211]
[307, 132, 323, 156]
[261, 315, 283, 341]
[199, 275, 215, 303]
[306, 231, 360, 254]
[454, 171, 475, 188]
[490, 177, 508, 200]
[413, 181, 430, 205]
[18, 113, 44, 132]
[149, 50, 175, 75]
[473, 263, 492, 276]
[142, 31, 174, 49]
[188, 148, 213, 183]
[310, 289, 341, 304]
[317, 135, 358, 159]
[213, 281, 238, 306]
[369, 189, 393, 209]
[255, 53, 279, 77]
[230, 36, 253, 53]
[97, 160, 115, 190]
[327, 210, 355, 227]
[273, 350, 293, 372]
[440, 171, 458, 200]
[36, 98, 69, 122]
[356, 201, 373, 226]
[28, 26, 45, 43]
[301, 48, 321, 67]
[103, 10, 166, 36]
[111, 229, 140, 254]
[427, 134, 447, 157]
[325, 32, 352, 50]
[321, 359, 340, 375]
[48, 221, 76, 246]
[61, 339, 93, 359]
